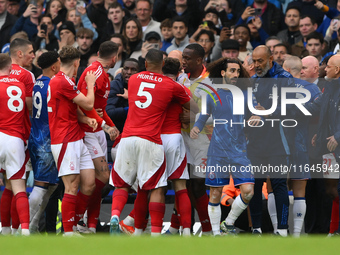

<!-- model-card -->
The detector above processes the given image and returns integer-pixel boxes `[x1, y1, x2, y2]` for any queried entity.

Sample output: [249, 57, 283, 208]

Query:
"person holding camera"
[10, 0, 44, 40]
[34, 14, 59, 51]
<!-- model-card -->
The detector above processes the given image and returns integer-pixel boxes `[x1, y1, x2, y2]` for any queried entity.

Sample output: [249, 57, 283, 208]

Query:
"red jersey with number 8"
[0, 75, 26, 140]
[10, 64, 35, 140]
[122, 71, 191, 144]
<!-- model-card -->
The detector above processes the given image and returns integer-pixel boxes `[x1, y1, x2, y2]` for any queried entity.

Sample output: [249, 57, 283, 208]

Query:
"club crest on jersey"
[93, 146, 98, 155]
[70, 162, 75, 171]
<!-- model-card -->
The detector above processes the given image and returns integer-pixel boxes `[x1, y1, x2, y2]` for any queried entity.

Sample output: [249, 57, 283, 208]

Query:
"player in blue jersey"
[190, 58, 261, 236]
[282, 56, 322, 237]
[28, 51, 60, 233]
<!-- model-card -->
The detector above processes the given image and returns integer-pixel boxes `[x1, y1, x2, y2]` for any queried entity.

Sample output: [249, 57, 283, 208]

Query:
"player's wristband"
[101, 120, 106, 128]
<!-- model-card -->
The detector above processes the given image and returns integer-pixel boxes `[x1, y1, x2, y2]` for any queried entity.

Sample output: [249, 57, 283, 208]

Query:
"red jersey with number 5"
[122, 71, 191, 144]
[0, 75, 26, 140]
[10, 64, 35, 140]
[48, 71, 84, 144]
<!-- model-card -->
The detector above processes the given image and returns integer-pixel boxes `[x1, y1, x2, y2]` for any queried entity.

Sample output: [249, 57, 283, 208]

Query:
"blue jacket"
[247, 62, 296, 157]
[305, 79, 340, 160]
[194, 89, 257, 163]
[292, 78, 321, 154]
[10, 16, 37, 41]
[106, 73, 128, 133]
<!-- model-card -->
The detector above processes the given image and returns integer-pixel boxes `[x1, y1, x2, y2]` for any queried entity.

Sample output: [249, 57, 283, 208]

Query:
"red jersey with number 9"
[122, 71, 191, 144]
[0, 75, 26, 140]
[10, 64, 35, 141]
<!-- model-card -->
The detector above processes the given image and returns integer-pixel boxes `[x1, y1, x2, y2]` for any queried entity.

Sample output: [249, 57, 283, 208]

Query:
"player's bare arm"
[73, 71, 96, 110]
[26, 97, 33, 117]
[77, 108, 98, 131]
[102, 124, 120, 141]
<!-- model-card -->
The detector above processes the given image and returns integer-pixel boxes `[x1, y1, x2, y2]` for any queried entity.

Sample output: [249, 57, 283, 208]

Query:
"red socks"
[75, 191, 90, 226]
[170, 210, 180, 230]
[111, 189, 129, 218]
[176, 189, 192, 229]
[0, 188, 13, 227]
[330, 197, 340, 234]
[128, 208, 135, 218]
[195, 193, 212, 232]
[15, 192, 29, 229]
[134, 189, 149, 229]
[87, 179, 106, 229]
[62, 194, 77, 233]
[149, 202, 165, 234]
[11, 195, 20, 229]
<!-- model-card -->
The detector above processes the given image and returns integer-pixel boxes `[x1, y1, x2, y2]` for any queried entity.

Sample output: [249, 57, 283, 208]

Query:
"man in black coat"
[0, 0, 18, 50]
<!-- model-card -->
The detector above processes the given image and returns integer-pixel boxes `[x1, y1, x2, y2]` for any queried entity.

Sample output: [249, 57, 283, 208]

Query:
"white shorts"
[161, 133, 189, 180]
[181, 131, 210, 178]
[323, 153, 340, 179]
[51, 139, 94, 177]
[84, 130, 107, 160]
[111, 136, 167, 190]
[0, 132, 26, 180]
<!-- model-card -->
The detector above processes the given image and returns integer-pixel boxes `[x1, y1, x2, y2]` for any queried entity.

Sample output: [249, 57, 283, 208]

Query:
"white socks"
[293, 198, 306, 237]
[208, 202, 221, 236]
[267, 192, 278, 233]
[225, 195, 248, 225]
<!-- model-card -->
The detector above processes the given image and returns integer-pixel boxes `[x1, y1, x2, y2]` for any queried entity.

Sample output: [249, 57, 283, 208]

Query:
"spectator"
[122, 17, 143, 57]
[166, 16, 190, 54]
[58, 21, 77, 49]
[131, 31, 163, 69]
[108, 34, 129, 77]
[135, 0, 161, 39]
[277, 6, 303, 45]
[204, 0, 237, 27]
[233, 24, 251, 61]
[291, 15, 317, 58]
[106, 2, 125, 38]
[65, 6, 98, 41]
[273, 43, 290, 66]
[76, 28, 96, 69]
[237, 0, 283, 36]
[47, 0, 66, 26]
[221, 39, 239, 58]
[160, 18, 173, 52]
[10, 0, 44, 40]
[34, 14, 59, 51]
[64, 0, 77, 10]
[305, 31, 326, 62]
[315, 0, 340, 40]
[246, 16, 269, 48]
[7, 0, 20, 17]
[153, 0, 202, 36]
[265, 36, 281, 54]
[287, 0, 326, 26]
[203, 8, 220, 28]
[87, 0, 107, 42]
[195, 29, 215, 65]
[0, 0, 18, 50]
[329, 27, 340, 53]
[122, 0, 136, 17]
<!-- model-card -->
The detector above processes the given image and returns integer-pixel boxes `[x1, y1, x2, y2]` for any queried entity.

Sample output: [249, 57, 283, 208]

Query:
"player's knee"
[210, 188, 222, 202]
[241, 186, 254, 202]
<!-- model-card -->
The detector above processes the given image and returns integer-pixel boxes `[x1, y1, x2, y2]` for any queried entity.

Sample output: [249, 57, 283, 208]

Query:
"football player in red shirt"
[77, 41, 120, 233]
[0, 38, 35, 235]
[48, 46, 97, 236]
[110, 49, 199, 236]
[0, 53, 30, 235]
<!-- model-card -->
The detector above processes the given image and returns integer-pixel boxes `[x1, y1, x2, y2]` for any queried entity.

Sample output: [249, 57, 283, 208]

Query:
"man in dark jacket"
[0, 0, 17, 49]
[248, 45, 296, 237]
[106, 58, 140, 133]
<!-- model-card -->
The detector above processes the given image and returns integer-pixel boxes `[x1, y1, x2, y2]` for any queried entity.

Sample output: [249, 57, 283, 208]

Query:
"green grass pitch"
[0, 235, 338, 255]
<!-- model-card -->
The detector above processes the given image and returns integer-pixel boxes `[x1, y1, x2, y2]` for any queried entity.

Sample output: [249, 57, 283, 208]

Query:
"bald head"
[325, 55, 340, 79]
[283, 56, 302, 78]
[252, 46, 273, 77]
[301, 56, 319, 82]
[168, 50, 183, 69]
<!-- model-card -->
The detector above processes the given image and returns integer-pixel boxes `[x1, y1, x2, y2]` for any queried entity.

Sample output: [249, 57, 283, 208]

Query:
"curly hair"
[207, 57, 251, 90]
[59, 46, 80, 65]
